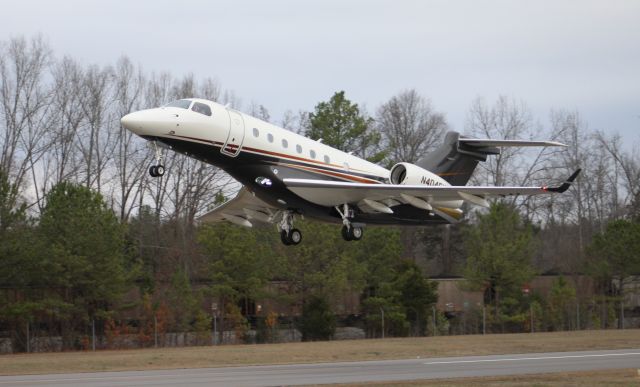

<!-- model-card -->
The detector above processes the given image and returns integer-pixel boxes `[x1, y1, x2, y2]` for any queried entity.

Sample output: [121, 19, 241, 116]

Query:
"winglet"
[545, 169, 581, 193]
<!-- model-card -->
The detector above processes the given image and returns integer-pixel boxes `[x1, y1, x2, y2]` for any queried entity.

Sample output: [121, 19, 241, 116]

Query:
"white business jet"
[121, 98, 579, 245]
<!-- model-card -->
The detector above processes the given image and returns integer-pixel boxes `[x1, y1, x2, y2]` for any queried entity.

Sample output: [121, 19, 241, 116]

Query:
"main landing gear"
[336, 204, 363, 242]
[277, 206, 364, 246]
[341, 224, 363, 241]
[149, 141, 165, 177]
[279, 211, 302, 246]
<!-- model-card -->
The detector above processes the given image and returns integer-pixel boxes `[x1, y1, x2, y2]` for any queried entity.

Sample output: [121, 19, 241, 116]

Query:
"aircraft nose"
[121, 111, 143, 134]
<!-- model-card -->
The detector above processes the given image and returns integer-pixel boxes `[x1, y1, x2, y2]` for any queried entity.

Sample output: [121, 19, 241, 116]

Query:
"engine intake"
[389, 162, 448, 186]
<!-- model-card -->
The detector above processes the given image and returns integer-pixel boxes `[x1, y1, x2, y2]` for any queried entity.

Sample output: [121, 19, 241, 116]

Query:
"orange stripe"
[243, 146, 371, 174]
[279, 162, 381, 184]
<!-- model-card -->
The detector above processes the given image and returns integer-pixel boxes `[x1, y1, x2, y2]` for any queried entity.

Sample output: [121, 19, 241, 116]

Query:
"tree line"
[1, 35, 639, 352]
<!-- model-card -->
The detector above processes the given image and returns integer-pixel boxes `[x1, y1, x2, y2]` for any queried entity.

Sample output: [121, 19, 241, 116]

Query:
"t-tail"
[416, 131, 567, 185]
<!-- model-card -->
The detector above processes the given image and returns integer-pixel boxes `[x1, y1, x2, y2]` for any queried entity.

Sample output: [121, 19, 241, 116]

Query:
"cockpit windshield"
[164, 99, 192, 109]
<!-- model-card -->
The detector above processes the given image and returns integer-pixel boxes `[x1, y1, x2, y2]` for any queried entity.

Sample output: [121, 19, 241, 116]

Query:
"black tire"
[288, 228, 302, 245]
[351, 226, 363, 241]
[280, 230, 292, 245]
[149, 165, 158, 177]
[341, 225, 352, 241]
[156, 164, 165, 176]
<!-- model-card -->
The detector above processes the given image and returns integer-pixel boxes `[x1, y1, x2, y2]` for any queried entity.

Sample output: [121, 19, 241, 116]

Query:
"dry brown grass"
[325, 368, 640, 386]
[1, 329, 640, 376]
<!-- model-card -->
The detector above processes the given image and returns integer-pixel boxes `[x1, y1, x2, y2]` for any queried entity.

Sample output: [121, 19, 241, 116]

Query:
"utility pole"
[380, 307, 385, 339]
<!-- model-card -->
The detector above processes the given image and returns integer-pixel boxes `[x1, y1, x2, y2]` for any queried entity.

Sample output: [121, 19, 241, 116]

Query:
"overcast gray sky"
[3, 0, 639, 138]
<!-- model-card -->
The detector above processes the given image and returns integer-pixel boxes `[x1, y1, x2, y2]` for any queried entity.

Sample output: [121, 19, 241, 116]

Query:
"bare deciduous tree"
[0, 36, 54, 212]
[376, 89, 447, 165]
[112, 56, 150, 221]
[249, 102, 270, 122]
[466, 95, 534, 187]
[76, 64, 115, 191]
[45, 56, 84, 188]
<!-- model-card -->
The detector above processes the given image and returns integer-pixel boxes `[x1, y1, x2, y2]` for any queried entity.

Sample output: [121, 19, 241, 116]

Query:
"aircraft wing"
[283, 169, 581, 208]
[198, 187, 278, 227]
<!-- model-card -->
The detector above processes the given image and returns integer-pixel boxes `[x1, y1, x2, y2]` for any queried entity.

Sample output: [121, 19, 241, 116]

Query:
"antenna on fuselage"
[317, 138, 323, 143]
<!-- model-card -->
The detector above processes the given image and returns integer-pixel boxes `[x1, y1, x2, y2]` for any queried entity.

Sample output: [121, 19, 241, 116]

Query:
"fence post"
[92, 319, 96, 351]
[432, 306, 437, 336]
[620, 296, 625, 330]
[154, 315, 158, 348]
[482, 305, 486, 335]
[530, 304, 534, 333]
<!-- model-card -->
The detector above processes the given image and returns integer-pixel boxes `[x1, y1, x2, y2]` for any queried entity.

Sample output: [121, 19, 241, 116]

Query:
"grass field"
[1, 329, 639, 376]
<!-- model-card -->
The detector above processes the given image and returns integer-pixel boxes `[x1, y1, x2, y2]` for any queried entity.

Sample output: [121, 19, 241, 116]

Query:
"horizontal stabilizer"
[416, 132, 568, 186]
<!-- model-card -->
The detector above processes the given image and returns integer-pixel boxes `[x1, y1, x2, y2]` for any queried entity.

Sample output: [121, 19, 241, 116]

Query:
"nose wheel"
[149, 164, 165, 177]
[149, 141, 165, 178]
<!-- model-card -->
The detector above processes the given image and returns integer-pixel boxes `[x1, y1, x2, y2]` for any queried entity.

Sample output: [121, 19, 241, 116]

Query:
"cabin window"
[191, 102, 212, 116]
[310, 150, 316, 159]
[267, 133, 274, 143]
[296, 144, 302, 154]
[164, 99, 192, 109]
[324, 155, 330, 164]
[344, 162, 350, 170]
[253, 128, 259, 137]
[282, 139, 288, 148]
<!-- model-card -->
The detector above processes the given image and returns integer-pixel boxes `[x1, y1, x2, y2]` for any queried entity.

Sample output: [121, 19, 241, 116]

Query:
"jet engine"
[389, 162, 448, 186]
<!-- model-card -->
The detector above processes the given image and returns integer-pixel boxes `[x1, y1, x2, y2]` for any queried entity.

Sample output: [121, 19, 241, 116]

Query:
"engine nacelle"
[389, 162, 449, 186]
[389, 162, 463, 215]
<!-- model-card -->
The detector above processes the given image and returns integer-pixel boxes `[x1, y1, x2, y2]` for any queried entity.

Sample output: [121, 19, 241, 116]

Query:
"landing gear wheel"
[351, 226, 363, 241]
[341, 225, 352, 241]
[288, 228, 302, 245]
[149, 165, 165, 178]
[280, 230, 292, 246]
[341, 225, 363, 241]
[149, 141, 165, 178]
[155, 164, 165, 177]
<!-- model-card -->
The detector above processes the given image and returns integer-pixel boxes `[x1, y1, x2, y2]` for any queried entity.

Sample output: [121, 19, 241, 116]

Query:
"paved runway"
[1, 348, 639, 386]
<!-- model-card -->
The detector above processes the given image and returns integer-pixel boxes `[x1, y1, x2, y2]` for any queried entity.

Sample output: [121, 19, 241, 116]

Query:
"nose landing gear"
[149, 141, 166, 177]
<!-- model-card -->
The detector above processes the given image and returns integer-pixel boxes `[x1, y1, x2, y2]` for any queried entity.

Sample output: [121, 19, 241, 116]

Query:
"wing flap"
[198, 187, 277, 225]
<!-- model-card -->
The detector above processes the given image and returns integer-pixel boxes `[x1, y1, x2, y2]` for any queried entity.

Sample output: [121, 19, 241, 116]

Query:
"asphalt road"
[1, 348, 639, 386]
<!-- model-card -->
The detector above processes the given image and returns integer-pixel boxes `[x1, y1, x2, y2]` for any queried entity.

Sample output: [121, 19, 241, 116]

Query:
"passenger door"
[221, 109, 245, 157]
